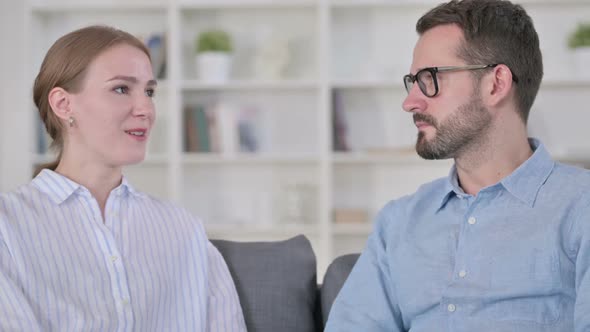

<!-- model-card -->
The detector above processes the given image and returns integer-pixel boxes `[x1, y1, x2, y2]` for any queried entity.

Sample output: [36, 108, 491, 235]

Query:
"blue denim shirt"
[326, 139, 590, 332]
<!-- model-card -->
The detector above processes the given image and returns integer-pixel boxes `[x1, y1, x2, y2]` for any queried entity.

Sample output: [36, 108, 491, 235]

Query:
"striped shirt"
[0, 169, 246, 331]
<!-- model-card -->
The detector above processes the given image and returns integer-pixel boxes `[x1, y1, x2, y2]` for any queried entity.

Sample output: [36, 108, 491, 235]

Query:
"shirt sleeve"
[206, 241, 247, 332]
[574, 202, 590, 332]
[0, 235, 42, 331]
[325, 202, 405, 332]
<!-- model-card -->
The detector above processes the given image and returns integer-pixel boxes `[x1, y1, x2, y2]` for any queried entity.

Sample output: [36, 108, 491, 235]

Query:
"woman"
[0, 25, 246, 331]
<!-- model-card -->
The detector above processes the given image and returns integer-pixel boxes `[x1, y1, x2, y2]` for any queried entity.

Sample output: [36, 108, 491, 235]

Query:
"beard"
[415, 91, 492, 160]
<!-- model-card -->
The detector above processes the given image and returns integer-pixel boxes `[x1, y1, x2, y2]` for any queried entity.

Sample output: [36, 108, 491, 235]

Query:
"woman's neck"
[55, 159, 122, 220]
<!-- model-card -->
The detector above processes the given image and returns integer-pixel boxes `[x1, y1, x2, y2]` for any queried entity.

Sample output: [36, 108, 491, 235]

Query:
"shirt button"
[458, 270, 467, 278]
[468, 217, 476, 225]
[111, 256, 118, 262]
[447, 304, 456, 312]
[122, 298, 129, 306]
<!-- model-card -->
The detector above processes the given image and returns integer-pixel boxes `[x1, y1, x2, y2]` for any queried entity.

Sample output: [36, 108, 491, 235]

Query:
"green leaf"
[195, 30, 233, 53]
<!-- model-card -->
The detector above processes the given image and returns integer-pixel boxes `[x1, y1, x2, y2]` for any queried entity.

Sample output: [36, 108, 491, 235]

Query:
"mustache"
[413, 113, 437, 128]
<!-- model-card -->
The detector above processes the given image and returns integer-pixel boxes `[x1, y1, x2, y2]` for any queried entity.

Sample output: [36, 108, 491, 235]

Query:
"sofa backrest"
[211, 235, 318, 332]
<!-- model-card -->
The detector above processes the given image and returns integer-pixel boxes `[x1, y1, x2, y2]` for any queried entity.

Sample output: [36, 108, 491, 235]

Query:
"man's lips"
[413, 114, 436, 130]
[414, 121, 436, 130]
[415, 121, 432, 129]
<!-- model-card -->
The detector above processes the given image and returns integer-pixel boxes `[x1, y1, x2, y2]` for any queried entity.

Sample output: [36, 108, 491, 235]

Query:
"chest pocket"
[487, 247, 562, 325]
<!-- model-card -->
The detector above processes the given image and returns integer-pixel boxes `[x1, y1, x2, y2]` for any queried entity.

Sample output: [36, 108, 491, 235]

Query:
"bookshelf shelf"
[331, 79, 404, 89]
[9, 0, 587, 276]
[332, 151, 422, 164]
[179, 2, 316, 10]
[333, 223, 373, 235]
[182, 153, 320, 165]
[553, 150, 590, 165]
[329, 0, 590, 7]
[32, 153, 170, 166]
[540, 78, 590, 89]
[181, 80, 319, 91]
[30, 2, 167, 13]
[205, 223, 319, 237]
[329, 0, 438, 8]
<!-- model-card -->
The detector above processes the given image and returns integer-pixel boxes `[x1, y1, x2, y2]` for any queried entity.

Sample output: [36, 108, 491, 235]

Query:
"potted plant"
[568, 23, 590, 78]
[195, 29, 233, 83]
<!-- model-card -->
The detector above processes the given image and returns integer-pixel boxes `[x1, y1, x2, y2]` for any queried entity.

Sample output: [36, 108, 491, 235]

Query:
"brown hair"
[33, 25, 151, 176]
[416, 0, 543, 123]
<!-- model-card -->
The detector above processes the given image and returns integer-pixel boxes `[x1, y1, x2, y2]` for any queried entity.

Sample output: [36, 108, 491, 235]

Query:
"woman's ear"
[47, 87, 72, 121]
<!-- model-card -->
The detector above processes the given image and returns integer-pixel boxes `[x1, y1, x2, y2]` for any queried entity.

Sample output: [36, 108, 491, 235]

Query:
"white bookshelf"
[5, 0, 589, 274]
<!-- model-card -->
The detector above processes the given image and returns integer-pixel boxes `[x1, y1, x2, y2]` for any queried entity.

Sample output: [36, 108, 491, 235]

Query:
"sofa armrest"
[320, 253, 360, 327]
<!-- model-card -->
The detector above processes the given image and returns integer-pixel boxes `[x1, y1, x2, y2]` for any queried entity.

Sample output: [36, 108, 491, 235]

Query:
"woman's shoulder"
[132, 192, 207, 230]
[0, 182, 39, 211]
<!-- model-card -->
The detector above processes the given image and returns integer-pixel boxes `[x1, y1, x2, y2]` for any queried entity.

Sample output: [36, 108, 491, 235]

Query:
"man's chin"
[415, 141, 449, 160]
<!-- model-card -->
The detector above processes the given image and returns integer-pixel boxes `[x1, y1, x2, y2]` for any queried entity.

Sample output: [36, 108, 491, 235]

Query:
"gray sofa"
[211, 235, 359, 332]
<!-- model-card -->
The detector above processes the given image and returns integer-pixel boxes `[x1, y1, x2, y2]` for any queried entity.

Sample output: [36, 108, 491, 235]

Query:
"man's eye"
[114, 86, 128, 94]
[145, 88, 155, 97]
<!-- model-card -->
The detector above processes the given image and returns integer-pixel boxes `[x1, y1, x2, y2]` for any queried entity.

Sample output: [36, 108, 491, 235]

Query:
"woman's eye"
[145, 88, 156, 98]
[114, 86, 128, 94]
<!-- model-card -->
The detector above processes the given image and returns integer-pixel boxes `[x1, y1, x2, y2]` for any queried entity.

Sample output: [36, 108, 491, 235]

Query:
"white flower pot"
[195, 52, 232, 83]
[573, 47, 590, 79]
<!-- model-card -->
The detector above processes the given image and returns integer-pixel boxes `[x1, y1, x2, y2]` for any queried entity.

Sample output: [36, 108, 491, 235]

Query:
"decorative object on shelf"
[568, 23, 590, 79]
[145, 32, 167, 79]
[333, 208, 369, 224]
[252, 27, 291, 80]
[278, 181, 317, 225]
[332, 89, 350, 152]
[195, 29, 233, 83]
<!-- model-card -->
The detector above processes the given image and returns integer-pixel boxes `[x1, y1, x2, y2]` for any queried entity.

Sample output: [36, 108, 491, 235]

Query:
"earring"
[68, 116, 75, 128]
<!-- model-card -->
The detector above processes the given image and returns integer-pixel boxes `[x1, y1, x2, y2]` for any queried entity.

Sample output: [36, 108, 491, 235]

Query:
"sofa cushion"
[320, 253, 360, 327]
[211, 235, 318, 332]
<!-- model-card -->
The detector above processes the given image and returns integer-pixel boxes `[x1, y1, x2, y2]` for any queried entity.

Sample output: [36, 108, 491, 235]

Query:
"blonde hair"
[33, 25, 151, 177]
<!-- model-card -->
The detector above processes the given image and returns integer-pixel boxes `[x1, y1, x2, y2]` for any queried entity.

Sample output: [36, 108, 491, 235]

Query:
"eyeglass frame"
[403, 64, 519, 98]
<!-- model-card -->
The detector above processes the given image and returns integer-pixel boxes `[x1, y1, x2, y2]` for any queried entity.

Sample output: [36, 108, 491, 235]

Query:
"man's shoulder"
[546, 162, 590, 196]
[377, 176, 449, 222]
[394, 176, 449, 206]
[552, 161, 590, 180]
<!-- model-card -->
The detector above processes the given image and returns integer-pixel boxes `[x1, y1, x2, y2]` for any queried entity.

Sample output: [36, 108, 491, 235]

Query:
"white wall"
[0, 0, 30, 192]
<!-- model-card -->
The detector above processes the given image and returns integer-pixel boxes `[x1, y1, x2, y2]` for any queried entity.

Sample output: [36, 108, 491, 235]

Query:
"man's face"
[402, 24, 492, 160]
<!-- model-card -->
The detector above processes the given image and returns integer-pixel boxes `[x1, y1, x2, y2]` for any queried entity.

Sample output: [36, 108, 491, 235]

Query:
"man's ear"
[47, 87, 72, 121]
[483, 64, 515, 108]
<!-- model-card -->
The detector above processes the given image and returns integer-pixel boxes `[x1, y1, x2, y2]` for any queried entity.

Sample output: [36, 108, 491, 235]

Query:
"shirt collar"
[499, 138, 554, 207]
[32, 169, 143, 205]
[438, 166, 459, 210]
[437, 138, 554, 209]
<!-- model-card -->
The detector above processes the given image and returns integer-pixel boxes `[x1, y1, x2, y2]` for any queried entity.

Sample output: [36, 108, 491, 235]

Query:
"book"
[184, 102, 262, 155]
[145, 33, 167, 79]
[237, 107, 259, 153]
[332, 89, 349, 152]
[216, 102, 238, 156]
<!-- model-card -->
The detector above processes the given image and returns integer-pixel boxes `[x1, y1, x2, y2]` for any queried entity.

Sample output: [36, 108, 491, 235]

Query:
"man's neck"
[455, 133, 533, 196]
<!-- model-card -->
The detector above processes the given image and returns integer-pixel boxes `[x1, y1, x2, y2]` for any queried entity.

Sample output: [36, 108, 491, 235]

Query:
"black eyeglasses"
[403, 64, 519, 98]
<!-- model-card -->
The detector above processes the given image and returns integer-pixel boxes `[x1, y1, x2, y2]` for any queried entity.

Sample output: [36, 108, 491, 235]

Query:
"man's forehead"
[411, 25, 464, 70]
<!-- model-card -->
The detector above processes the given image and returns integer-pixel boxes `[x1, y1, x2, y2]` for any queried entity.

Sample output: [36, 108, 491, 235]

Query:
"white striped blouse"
[0, 169, 246, 331]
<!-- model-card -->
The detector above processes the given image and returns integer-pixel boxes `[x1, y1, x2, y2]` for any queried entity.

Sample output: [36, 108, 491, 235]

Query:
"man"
[325, 1, 590, 331]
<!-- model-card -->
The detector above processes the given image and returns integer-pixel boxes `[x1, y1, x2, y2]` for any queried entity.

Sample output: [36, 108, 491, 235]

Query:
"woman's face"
[67, 43, 156, 169]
